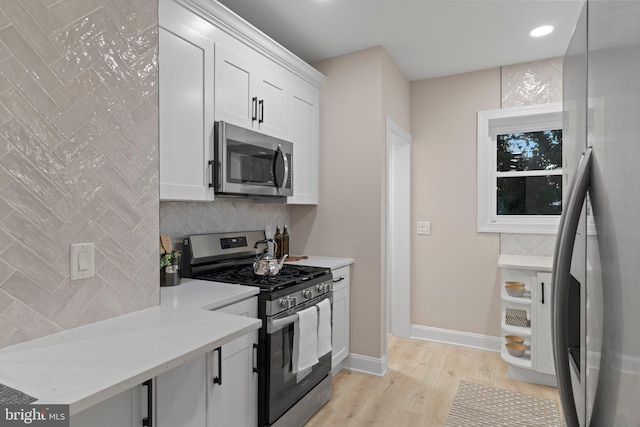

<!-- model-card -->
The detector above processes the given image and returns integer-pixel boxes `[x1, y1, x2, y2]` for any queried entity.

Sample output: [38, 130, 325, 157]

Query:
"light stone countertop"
[498, 254, 553, 272]
[0, 279, 261, 416]
[286, 256, 354, 271]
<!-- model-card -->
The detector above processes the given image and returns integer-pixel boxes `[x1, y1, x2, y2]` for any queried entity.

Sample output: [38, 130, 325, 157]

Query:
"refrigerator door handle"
[552, 147, 593, 427]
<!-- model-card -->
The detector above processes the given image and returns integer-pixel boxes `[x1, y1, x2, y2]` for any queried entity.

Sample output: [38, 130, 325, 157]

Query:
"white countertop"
[286, 256, 354, 270]
[0, 279, 261, 415]
[161, 278, 260, 310]
[498, 254, 553, 272]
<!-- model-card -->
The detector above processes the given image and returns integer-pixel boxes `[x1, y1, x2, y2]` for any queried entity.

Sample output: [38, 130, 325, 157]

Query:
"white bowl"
[506, 342, 526, 357]
[505, 281, 525, 287]
[505, 284, 525, 297]
[505, 335, 525, 344]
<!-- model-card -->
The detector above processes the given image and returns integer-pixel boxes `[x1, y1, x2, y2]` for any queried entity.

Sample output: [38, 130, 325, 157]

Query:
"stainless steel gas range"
[181, 230, 333, 427]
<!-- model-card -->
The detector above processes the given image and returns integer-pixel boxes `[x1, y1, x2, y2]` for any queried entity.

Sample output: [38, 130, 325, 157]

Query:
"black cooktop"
[198, 264, 331, 292]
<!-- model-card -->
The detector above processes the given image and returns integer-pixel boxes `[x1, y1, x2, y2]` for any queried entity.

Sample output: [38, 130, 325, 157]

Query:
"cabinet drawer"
[214, 296, 258, 318]
[332, 266, 350, 291]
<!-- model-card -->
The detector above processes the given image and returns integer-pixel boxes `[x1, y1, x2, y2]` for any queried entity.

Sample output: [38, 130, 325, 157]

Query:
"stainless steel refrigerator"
[554, 1, 640, 426]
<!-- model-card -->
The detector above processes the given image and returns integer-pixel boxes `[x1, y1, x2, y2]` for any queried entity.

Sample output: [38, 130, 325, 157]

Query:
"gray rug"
[446, 381, 560, 427]
[0, 383, 37, 404]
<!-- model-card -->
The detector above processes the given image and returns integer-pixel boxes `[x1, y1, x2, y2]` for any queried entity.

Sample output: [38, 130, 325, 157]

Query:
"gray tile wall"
[160, 199, 289, 246]
[502, 56, 563, 108]
[500, 57, 561, 256]
[0, 0, 159, 349]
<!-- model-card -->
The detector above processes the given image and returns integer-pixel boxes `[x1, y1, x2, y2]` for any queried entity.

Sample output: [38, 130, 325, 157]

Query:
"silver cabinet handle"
[551, 147, 592, 427]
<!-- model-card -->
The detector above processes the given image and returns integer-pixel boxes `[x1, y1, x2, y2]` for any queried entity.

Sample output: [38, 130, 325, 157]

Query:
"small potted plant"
[160, 250, 181, 287]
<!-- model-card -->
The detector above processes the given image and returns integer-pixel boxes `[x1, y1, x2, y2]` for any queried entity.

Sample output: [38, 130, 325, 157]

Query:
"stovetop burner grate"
[198, 264, 331, 291]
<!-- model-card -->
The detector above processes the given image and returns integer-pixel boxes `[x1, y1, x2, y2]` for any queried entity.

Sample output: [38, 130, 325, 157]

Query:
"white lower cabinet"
[70, 382, 149, 427]
[331, 266, 351, 374]
[500, 265, 556, 386]
[156, 355, 207, 427]
[208, 297, 259, 427]
[207, 333, 258, 427]
[156, 297, 258, 427]
[534, 272, 555, 376]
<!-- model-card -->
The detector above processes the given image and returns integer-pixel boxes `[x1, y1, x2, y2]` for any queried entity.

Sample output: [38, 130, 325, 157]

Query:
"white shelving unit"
[498, 255, 557, 387]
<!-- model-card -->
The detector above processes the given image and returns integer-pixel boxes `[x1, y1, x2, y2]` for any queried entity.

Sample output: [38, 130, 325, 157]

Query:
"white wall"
[290, 46, 410, 359]
[410, 68, 503, 336]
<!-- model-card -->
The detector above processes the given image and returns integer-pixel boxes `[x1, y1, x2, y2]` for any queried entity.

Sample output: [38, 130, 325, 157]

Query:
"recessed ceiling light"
[530, 25, 554, 37]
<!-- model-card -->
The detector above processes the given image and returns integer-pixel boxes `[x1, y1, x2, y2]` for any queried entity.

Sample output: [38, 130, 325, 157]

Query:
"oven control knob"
[316, 284, 325, 294]
[324, 283, 331, 293]
[280, 297, 291, 309]
[303, 290, 312, 299]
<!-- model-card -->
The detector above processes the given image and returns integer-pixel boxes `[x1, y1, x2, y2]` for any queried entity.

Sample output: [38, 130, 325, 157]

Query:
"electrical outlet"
[417, 221, 431, 235]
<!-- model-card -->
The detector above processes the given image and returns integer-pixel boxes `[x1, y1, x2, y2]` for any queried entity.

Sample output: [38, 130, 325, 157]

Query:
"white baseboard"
[508, 364, 557, 387]
[410, 324, 501, 352]
[343, 353, 387, 377]
[340, 326, 499, 378]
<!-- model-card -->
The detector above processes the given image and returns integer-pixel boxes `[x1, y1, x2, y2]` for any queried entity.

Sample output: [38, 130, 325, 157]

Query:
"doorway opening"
[385, 118, 411, 347]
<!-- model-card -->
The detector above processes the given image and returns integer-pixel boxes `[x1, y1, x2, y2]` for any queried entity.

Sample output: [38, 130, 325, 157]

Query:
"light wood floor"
[306, 335, 560, 426]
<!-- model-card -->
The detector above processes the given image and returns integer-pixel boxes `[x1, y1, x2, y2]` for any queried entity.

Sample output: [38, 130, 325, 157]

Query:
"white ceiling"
[216, 0, 585, 81]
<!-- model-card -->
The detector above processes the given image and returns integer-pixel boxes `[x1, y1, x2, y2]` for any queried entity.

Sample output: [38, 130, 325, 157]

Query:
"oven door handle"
[267, 313, 298, 334]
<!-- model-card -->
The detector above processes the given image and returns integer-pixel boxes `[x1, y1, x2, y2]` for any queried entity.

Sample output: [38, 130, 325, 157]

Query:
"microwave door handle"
[282, 148, 289, 192]
[274, 145, 289, 193]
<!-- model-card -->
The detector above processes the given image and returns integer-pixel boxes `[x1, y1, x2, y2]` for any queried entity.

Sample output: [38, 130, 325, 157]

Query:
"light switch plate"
[70, 243, 95, 280]
[417, 221, 431, 235]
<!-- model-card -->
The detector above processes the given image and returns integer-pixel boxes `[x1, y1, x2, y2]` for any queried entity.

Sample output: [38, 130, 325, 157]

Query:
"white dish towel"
[316, 299, 332, 357]
[292, 305, 319, 373]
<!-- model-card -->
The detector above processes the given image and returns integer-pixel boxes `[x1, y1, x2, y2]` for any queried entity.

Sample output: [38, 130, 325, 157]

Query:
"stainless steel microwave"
[214, 121, 293, 198]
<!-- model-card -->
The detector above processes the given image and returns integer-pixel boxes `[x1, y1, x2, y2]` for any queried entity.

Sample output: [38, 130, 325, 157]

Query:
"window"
[477, 103, 562, 234]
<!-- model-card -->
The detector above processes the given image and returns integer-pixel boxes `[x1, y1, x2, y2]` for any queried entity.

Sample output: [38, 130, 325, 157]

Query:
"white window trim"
[477, 103, 562, 234]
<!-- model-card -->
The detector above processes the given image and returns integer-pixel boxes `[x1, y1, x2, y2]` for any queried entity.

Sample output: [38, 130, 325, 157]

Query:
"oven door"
[215, 121, 293, 197]
[263, 294, 332, 426]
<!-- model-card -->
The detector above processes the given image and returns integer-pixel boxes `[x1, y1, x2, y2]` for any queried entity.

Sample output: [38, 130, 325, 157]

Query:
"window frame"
[477, 103, 563, 234]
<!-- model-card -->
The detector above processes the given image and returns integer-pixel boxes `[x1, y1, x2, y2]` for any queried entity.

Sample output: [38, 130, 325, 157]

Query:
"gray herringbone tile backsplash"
[0, 0, 159, 349]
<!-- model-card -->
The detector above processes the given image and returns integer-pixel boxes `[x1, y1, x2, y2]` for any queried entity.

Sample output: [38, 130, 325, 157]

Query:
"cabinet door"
[208, 333, 258, 427]
[159, 21, 215, 201]
[215, 45, 287, 139]
[256, 70, 287, 138]
[331, 266, 351, 371]
[209, 297, 258, 427]
[215, 45, 255, 130]
[287, 80, 320, 204]
[534, 272, 555, 375]
[71, 384, 146, 427]
[156, 355, 207, 427]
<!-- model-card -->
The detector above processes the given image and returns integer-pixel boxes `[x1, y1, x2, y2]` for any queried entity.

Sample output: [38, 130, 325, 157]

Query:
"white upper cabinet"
[215, 45, 288, 139]
[159, 0, 325, 204]
[159, 2, 215, 201]
[288, 79, 320, 204]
